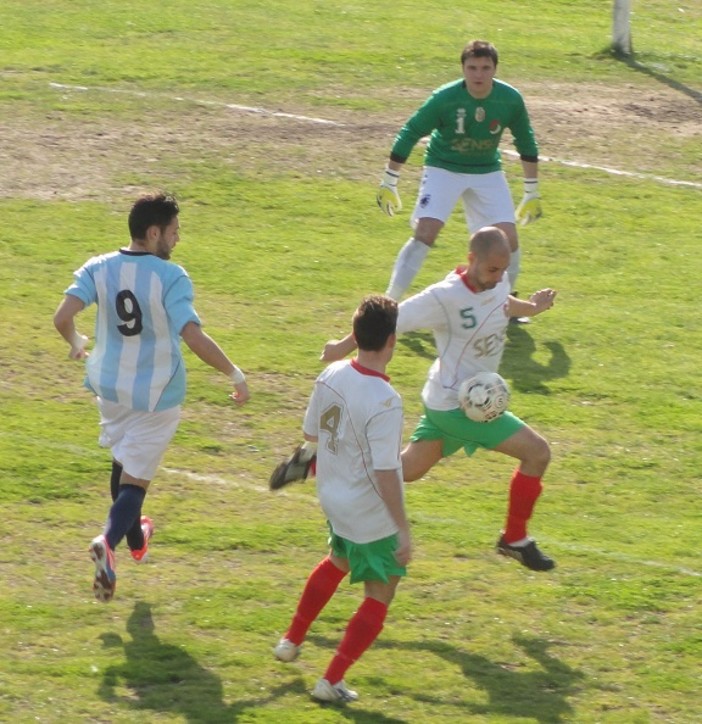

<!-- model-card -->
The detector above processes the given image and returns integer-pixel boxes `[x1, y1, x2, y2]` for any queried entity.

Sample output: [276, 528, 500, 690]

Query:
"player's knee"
[414, 219, 442, 245]
[531, 437, 551, 471]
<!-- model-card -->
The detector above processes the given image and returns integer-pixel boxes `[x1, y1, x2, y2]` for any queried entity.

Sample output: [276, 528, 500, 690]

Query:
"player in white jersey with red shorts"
[54, 193, 250, 602]
[272, 295, 410, 704]
[322, 227, 557, 571]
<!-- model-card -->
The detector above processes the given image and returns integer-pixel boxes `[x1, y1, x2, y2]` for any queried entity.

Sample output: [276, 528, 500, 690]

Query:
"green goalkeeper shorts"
[328, 527, 407, 584]
[410, 405, 525, 458]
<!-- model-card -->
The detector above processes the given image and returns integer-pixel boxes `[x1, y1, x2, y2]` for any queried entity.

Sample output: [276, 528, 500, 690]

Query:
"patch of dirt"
[522, 81, 701, 178]
[0, 80, 699, 201]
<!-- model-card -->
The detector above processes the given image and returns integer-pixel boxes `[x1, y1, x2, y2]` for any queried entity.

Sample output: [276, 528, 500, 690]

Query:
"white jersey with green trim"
[397, 268, 511, 411]
[303, 359, 404, 544]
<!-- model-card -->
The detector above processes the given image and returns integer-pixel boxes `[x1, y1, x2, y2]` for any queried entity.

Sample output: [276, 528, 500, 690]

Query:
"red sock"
[285, 557, 347, 645]
[504, 469, 543, 543]
[324, 597, 388, 685]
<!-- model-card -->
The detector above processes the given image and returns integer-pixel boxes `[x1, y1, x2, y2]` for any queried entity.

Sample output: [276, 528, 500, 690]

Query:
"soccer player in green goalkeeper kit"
[377, 39, 542, 309]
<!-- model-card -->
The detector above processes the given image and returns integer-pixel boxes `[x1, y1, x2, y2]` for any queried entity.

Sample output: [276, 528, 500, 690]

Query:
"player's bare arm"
[320, 333, 357, 362]
[53, 294, 89, 360]
[506, 288, 557, 318]
[180, 321, 250, 404]
[375, 469, 412, 566]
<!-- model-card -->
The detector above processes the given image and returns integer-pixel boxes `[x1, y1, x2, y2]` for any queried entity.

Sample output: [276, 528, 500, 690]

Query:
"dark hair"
[352, 295, 398, 352]
[128, 193, 180, 240]
[460, 40, 498, 67]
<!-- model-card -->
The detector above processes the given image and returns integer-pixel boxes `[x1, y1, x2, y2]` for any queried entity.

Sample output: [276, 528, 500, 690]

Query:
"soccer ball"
[458, 372, 510, 423]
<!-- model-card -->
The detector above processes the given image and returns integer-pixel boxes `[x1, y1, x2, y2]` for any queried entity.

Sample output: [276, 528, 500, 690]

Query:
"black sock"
[125, 489, 147, 552]
[105, 484, 146, 551]
[110, 460, 123, 502]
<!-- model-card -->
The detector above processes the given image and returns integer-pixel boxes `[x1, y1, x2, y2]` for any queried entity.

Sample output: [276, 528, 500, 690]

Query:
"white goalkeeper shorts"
[410, 167, 516, 232]
[97, 398, 181, 481]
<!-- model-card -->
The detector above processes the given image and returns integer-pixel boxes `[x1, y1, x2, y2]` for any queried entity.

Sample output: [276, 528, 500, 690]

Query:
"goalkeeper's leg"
[385, 219, 443, 301]
[385, 238, 430, 300]
[507, 247, 521, 292]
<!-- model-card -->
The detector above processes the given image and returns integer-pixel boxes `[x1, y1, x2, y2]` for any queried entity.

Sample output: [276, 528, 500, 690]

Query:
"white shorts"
[411, 167, 515, 232]
[97, 398, 181, 481]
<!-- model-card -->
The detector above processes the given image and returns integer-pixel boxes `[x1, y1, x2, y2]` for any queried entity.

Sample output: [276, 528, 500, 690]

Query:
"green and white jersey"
[391, 78, 538, 174]
[303, 359, 404, 544]
[397, 268, 511, 411]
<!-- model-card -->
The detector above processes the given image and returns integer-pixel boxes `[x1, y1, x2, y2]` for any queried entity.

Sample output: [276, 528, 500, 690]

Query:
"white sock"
[507, 248, 521, 292]
[386, 238, 430, 300]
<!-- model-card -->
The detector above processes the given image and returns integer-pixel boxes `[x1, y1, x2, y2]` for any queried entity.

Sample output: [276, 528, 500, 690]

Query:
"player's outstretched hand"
[529, 288, 557, 313]
[515, 179, 542, 226]
[376, 168, 402, 216]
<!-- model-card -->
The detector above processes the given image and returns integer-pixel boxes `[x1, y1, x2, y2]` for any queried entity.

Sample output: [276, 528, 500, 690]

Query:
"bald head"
[465, 226, 511, 292]
[469, 226, 511, 259]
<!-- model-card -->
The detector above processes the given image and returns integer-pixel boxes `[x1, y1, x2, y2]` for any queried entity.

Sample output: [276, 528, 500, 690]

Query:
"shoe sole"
[90, 540, 116, 602]
[496, 545, 555, 572]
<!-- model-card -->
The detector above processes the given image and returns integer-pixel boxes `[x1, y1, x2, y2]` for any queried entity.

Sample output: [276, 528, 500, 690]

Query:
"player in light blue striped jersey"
[54, 192, 250, 602]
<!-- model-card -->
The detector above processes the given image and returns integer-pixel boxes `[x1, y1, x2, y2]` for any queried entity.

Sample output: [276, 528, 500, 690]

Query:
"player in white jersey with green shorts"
[54, 193, 250, 602]
[272, 295, 410, 704]
[376, 40, 543, 303]
[322, 227, 557, 572]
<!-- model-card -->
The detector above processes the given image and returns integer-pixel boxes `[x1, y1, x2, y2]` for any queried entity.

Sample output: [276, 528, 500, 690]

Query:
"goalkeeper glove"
[376, 167, 402, 216]
[515, 179, 542, 226]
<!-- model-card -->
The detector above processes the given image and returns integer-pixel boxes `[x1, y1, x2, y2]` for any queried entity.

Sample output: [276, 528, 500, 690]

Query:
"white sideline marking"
[48, 82, 342, 126]
[48, 81, 702, 190]
[501, 149, 702, 190]
[163, 467, 702, 579]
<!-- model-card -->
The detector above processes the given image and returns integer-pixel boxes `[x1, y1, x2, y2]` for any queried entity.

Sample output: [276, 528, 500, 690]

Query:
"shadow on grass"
[408, 634, 584, 722]
[312, 631, 584, 723]
[398, 330, 436, 361]
[98, 601, 305, 723]
[610, 49, 702, 105]
[502, 324, 571, 394]
[399, 327, 571, 395]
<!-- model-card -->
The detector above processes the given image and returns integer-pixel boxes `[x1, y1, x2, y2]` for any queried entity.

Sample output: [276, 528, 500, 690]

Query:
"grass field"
[1, 1, 701, 722]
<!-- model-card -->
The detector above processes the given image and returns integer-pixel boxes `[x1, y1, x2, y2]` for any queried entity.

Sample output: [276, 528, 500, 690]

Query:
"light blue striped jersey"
[66, 249, 201, 411]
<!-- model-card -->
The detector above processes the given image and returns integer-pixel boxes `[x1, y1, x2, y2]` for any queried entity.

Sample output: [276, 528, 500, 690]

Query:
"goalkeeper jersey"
[65, 249, 201, 412]
[303, 359, 404, 544]
[397, 269, 511, 411]
[391, 78, 538, 174]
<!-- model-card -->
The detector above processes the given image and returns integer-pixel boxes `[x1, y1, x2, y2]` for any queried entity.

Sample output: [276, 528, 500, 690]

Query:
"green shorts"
[410, 406, 525, 458]
[328, 527, 407, 585]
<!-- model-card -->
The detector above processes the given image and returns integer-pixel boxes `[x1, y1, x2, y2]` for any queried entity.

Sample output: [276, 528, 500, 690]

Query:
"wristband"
[71, 331, 88, 349]
[229, 366, 245, 385]
[382, 167, 400, 186]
